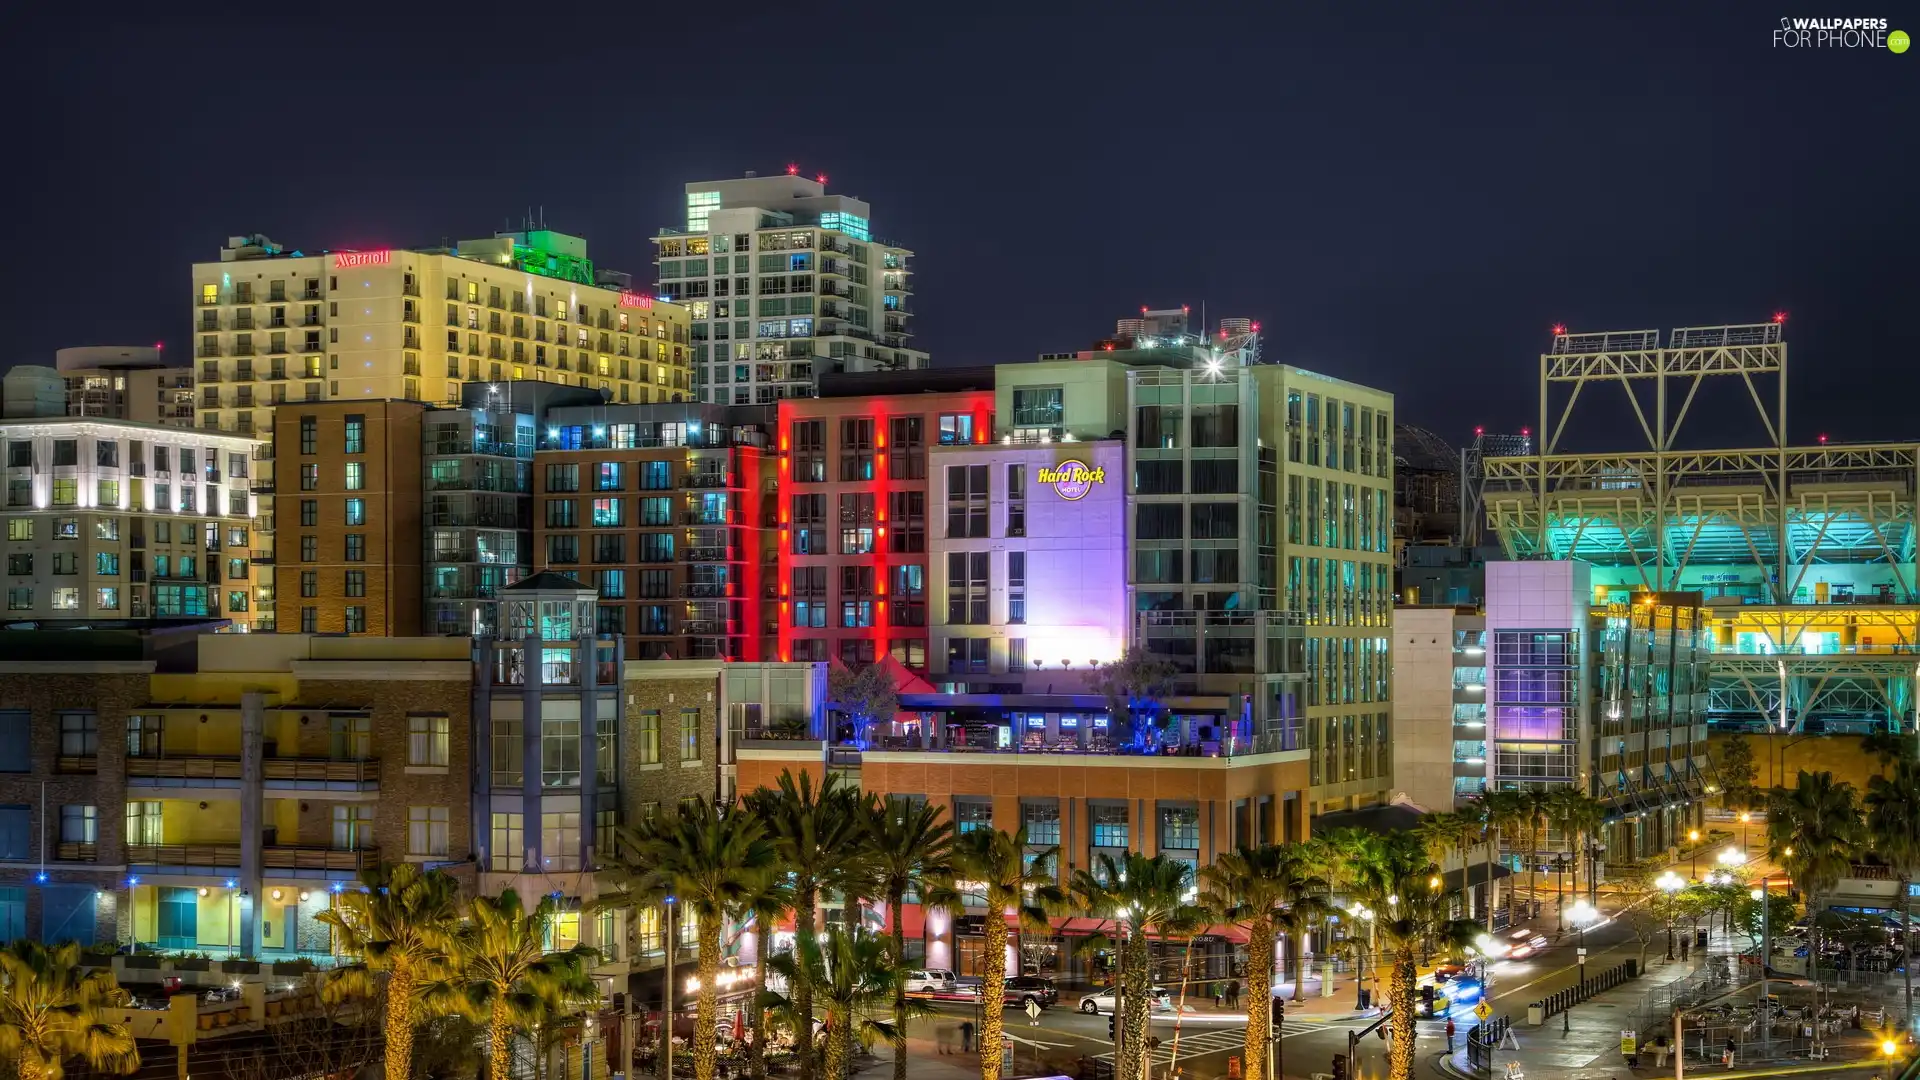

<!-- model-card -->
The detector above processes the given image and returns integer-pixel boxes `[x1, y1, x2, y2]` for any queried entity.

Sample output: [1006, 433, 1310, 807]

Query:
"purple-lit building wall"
[928, 439, 1129, 682]
[1486, 560, 1590, 781]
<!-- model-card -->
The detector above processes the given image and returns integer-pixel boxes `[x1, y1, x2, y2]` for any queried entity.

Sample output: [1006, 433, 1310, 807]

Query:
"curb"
[1430, 1049, 1486, 1080]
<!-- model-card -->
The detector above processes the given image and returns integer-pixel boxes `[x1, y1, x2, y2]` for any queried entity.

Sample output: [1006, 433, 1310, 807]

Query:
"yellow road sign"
[1474, 1002, 1493, 1020]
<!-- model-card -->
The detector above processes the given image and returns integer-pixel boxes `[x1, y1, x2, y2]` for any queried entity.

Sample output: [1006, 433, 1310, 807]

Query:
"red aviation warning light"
[787, 164, 799, 176]
[1773, 311, 1789, 324]
[1551, 323, 1567, 336]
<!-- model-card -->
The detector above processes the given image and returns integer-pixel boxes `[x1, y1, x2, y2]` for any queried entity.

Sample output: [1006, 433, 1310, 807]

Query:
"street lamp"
[1752, 881, 1773, 1056]
[1657, 872, 1684, 960]
[1689, 829, 1702, 878]
[1566, 899, 1598, 1035]
[1739, 812, 1752, 855]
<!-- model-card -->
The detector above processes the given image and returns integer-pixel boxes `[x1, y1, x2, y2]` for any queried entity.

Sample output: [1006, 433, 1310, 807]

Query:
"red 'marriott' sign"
[619, 291, 655, 309]
[333, 250, 392, 268]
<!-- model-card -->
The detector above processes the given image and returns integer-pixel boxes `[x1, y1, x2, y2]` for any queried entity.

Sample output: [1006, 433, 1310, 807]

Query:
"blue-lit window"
[884, 295, 901, 311]
[819, 212, 871, 242]
[551, 426, 585, 450]
[955, 800, 994, 835]
[595, 463, 623, 490]
[639, 461, 671, 490]
[1090, 804, 1128, 848]
[789, 254, 811, 271]
[592, 498, 623, 527]
[1022, 800, 1060, 846]
[787, 318, 813, 338]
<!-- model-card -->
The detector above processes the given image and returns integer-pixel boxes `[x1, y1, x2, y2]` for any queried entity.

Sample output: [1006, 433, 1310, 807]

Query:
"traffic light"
[1331, 1053, 1348, 1080]
[1271, 998, 1285, 1033]
[1108, 1014, 1116, 1041]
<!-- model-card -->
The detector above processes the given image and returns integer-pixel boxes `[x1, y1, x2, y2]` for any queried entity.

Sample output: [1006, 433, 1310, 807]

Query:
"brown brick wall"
[620, 674, 719, 823]
[272, 401, 426, 636]
[297, 678, 475, 879]
[0, 668, 150, 944]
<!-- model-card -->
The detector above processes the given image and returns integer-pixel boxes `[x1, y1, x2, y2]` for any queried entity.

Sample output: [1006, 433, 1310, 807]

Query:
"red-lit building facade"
[776, 371, 996, 670]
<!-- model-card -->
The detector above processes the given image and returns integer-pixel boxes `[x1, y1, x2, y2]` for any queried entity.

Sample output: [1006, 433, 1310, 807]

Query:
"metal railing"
[127, 843, 379, 872]
[127, 756, 379, 784]
[1536, 959, 1637, 1019]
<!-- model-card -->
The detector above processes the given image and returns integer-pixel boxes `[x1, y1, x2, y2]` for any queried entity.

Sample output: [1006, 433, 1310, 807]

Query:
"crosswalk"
[1093, 1018, 1455, 1067]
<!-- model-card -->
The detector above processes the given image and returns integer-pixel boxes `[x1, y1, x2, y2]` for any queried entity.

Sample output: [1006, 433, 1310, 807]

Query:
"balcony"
[685, 546, 731, 562]
[127, 843, 380, 874]
[127, 755, 381, 791]
[681, 582, 729, 598]
[678, 473, 730, 489]
[250, 550, 274, 565]
[56, 754, 97, 774]
[56, 841, 97, 862]
[197, 345, 221, 358]
[303, 287, 322, 300]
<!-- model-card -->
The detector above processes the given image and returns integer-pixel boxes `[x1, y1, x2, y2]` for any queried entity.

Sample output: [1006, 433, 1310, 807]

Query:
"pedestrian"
[1652, 1035, 1669, 1068]
[1723, 1035, 1737, 1068]
[1681, 937, 1691, 961]
[1214, 981, 1225, 1008]
[1445, 1016, 1456, 1052]
[1227, 979, 1241, 1009]
[960, 1019, 975, 1055]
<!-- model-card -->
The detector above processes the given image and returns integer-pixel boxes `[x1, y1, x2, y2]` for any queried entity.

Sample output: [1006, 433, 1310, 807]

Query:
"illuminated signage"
[1038, 459, 1105, 501]
[333, 250, 391, 268]
[619, 291, 655, 309]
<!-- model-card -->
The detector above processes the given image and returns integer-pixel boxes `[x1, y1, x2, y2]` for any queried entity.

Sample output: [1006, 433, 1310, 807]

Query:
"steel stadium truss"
[1478, 320, 1920, 734]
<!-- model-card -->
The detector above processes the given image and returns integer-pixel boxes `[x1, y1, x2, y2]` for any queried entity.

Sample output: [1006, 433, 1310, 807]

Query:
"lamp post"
[1739, 812, 1752, 856]
[1752, 880, 1772, 1056]
[1566, 899, 1597, 1035]
[663, 895, 676, 1080]
[1658, 872, 1684, 960]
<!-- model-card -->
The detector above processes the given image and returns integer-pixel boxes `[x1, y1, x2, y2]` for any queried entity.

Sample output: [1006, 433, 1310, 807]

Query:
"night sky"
[5, 9, 1914, 450]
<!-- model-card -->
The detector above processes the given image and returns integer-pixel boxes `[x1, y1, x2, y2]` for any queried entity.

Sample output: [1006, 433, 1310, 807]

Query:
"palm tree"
[747, 770, 869, 1080]
[1866, 760, 1920, 1028]
[737, 872, 795, 1080]
[944, 827, 1065, 1080]
[1200, 845, 1327, 1080]
[1430, 807, 1490, 922]
[0, 940, 138, 1080]
[1066, 852, 1203, 1080]
[1352, 833, 1481, 1080]
[1547, 789, 1606, 930]
[763, 927, 921, 1080]
[1768, 769, 1864, 1049]
[860, 794, 954, 1080]
[597, 799, 775, 1080]
[1482, 790, 1534, 922]
[315, 862, 462, 1080]
[1306, 828, 1387, 1004]
[447, 888, 600, 1080]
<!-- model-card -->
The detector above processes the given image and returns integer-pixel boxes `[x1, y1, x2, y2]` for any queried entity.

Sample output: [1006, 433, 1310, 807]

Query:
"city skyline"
[2, 11, 1915, 448]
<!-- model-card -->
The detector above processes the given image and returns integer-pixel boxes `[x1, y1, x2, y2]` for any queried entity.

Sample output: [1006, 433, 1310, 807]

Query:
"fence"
[1535, 959, 1638, 1020]
[1465, 1014, 1508, 1074]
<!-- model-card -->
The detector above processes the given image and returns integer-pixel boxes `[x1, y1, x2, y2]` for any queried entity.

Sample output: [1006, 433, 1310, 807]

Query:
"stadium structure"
[1478, 318, 1919, 738]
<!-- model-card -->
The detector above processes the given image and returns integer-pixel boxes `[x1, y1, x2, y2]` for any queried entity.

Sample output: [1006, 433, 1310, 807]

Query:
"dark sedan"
[1004, 975, 1059, 1010]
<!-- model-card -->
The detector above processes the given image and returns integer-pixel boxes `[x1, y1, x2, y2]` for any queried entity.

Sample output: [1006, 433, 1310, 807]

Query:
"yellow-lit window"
[547, 910, 580, 952]
[656, 368, 668, 385]
[536, 370, 548, 382]
[513, 366, 525, 380]
[465, 281, 478, 303]
[597, 356, 610, 375]
[446, 382, 461, 403]
[200, 284, 218, 306]
[619, 313, 630, 331]
[688, 302, 708, 320]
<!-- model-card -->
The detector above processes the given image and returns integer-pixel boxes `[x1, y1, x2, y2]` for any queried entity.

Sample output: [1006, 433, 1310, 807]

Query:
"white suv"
[904, 970, 957, 994]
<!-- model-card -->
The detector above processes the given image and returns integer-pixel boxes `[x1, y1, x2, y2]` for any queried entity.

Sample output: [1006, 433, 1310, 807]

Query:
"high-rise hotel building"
[192, 228, 693, 629]
[654, 173, 927, 404]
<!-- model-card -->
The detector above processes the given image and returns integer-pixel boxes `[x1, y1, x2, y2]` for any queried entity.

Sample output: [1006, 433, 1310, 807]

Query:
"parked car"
[1078, 986, 1173, 1015]
[905, 970, 957, 994]
[1004, 975, 1058, 1010]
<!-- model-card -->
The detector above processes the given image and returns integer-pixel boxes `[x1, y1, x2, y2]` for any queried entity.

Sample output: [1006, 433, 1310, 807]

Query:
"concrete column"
[239, 692, 263, 959]
[521, 634, 543, 876]
[579, 635, 599, 860]
[472, 639, 493, 874]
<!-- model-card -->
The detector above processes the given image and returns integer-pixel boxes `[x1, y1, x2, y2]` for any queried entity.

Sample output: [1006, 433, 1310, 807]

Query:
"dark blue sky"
[5, 8, 1915, 447]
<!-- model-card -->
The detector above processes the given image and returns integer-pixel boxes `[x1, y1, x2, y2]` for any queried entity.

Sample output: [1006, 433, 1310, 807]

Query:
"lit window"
[344, 463, 364, 490]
